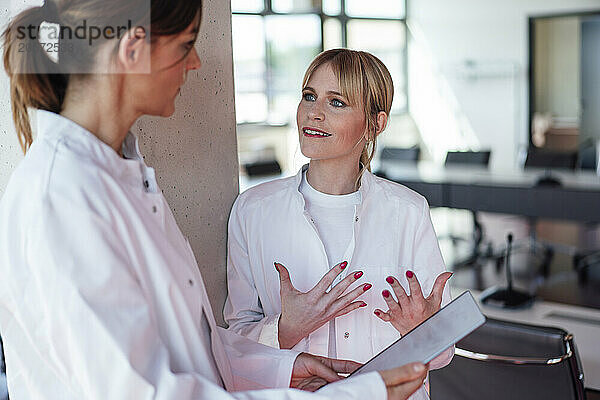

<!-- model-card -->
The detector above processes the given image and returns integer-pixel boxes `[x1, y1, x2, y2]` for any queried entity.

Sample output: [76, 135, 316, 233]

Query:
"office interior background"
[1, 0, 600, 398]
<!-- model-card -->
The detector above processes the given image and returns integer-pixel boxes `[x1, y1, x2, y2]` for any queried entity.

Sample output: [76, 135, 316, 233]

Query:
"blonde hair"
[301, 48, 394, 186]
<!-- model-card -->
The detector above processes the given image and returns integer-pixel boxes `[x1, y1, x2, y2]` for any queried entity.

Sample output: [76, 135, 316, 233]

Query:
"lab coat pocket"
[363, 265, 403, 355]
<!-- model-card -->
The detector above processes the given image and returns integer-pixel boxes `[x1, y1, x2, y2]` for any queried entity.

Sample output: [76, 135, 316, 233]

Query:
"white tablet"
[349, 291, 485, 376]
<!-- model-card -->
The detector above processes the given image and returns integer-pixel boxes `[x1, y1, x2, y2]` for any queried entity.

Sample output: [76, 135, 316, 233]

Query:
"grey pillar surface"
[134, 0, 238, 326]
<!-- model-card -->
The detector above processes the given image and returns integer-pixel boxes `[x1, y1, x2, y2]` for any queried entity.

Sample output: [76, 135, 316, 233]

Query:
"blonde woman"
[225, 49, 454, 400]
[0, 2, 427, 398]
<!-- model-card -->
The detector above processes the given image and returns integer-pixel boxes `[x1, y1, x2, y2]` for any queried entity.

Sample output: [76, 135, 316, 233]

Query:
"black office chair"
[574, 142, 600, 284]
[430, 317, 585, 400]
[374, 146, 420, 179]
[578, 142, 598, 172]
[445, 150, 491, 166]
[243, 159, 282, 177]
[379, 145, 421, 162]
[440, 151, 492, 269]
[573, 250, 600, 285]
[524, 148, 578, 170]
[0, 334, 8, 400]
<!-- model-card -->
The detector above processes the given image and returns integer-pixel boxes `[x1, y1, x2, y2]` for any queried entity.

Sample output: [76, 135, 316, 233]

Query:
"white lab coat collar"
[291, 164, 378, 209]
[36, 110, 147, 188]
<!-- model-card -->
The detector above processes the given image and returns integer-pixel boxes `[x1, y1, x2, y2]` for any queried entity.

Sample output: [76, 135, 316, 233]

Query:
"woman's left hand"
[290, 353, 361, 392]
[374, 270, 453, 336]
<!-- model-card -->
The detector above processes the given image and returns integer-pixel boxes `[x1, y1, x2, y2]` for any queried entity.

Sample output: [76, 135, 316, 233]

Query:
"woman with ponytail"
[225, 49, 454, 400]
[0, 2, 428, 400]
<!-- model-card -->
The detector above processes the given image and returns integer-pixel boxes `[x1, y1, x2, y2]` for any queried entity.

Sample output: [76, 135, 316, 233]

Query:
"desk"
[379, 161, 600, 223]
[453, 287, 600, 391]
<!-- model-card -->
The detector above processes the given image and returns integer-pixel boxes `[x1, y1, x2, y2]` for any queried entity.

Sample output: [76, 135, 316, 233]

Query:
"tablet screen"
[350, 291, 485, 376]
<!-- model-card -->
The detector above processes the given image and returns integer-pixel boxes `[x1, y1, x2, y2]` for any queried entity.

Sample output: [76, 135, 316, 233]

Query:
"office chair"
[524, 148, 578, 170]
[578, 140, 598, 173]
[445, 150, 491, 166]
[573, 250, 600, 286]
[0, 335, 7, 400]
[243, 159, 282, 177]
[374, 146, 420, 179]
[379, 145, 421, 162]
[440, 150, 492, 269]
[430, 317, 585, 400]
[574, 142, 600, 284]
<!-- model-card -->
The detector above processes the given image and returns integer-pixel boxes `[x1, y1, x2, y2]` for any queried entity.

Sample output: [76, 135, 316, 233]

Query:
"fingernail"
[363, 283, 372, 291]
[413, 363, 425, 373]
[354, 271, 363, 279]
[274, 262, 280, 272]
[359, 302, 367, 307]
[340, 261, 347, 270]
[386, 276, 394, 284]
[382, 290, 390, 298]
[406, 270, 414, 278]
[374, 310, 380, 316]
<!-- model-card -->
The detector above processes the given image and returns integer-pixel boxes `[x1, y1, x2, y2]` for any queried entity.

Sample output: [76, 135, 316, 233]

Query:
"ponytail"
[355, 125, 377, 189]
[3, 4, 68, 153]
[359, 138, 376, 173]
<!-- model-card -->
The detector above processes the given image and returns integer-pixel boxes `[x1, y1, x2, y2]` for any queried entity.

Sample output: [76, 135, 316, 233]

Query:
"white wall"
[0, 0, 238, 326]
[408, 0, 600, 169]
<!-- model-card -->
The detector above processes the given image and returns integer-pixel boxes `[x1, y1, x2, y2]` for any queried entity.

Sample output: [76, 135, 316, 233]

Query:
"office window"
[232, 0, 408, 124]
[323, 18, 342, 49]
[345, 0, 405, 18]
[231, 0, 263, 13]
[347, 20, 407, 111]
[322, 0, 341, 16]
[271, 0, 315, 13]
[266, 15, 322, 122]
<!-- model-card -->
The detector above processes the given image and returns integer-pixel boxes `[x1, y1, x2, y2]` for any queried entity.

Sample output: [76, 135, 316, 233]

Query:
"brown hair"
[301, 48, 394, 186]
[3, 0, 202, 153]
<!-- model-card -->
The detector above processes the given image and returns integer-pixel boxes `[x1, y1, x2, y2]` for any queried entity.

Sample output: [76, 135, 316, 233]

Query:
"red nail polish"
[374, 310, 380, 316]
[386, 276, 394, 284]
[363, 283, 372, 291]
[406, 270, 414, 278]
[340, 261, 347, 269]
[382, 290, 390, 298]
[359, 302, 367, 307]
[354, 271, 363, 279]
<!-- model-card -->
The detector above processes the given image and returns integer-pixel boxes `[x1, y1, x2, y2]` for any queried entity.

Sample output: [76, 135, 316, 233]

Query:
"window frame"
[232, 0, 409, 124]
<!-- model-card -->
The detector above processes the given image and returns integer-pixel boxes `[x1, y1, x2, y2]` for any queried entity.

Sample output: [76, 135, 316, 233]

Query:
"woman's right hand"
[379, 363, 429, 400]
[274, 261, 371, 349]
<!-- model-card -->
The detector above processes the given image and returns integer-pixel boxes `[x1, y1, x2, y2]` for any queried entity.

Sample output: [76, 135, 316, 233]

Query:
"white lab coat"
[224, 165, 454, 399]
[0, 111, 386, 399]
